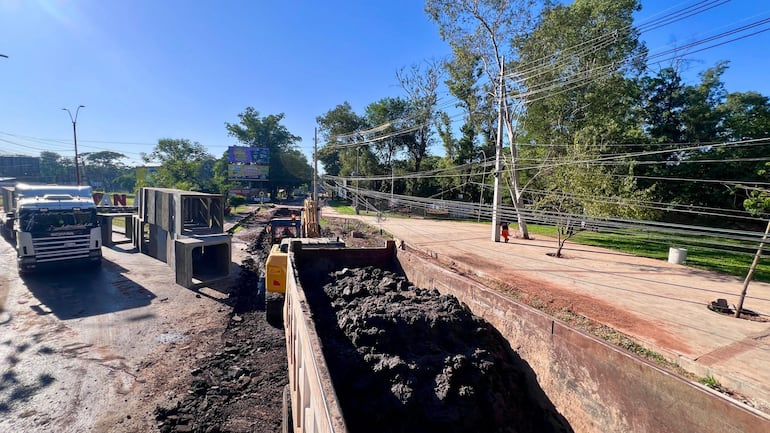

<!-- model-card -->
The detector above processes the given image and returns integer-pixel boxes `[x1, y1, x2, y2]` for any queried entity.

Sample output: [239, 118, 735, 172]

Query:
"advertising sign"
[228, 146, 270, 164]
[228, 164, 269, 180]
[228, 146, 270, 180]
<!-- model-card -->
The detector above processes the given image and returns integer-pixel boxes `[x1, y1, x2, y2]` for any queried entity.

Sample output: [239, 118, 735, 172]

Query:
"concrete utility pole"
[491, 57, 504, 242]
[313, 128, 318, 202]
[62, 105, 85, 186]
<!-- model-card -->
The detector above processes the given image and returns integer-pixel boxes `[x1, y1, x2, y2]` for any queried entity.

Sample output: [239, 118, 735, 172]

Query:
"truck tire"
[282, 384, 293, 433]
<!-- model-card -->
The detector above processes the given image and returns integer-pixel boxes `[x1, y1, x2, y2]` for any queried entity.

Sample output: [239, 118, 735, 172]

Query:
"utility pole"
[491, 57, 504, 242]
[477, 150, 487, 222]
[354, 146, 360, 215]
[62, 105, 85, 186]
[313, 128, 318, 202]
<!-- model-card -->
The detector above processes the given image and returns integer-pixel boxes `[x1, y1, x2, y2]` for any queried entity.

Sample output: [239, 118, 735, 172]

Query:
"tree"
[225, 108, 311, 198]
[397, 61, 442, 195]
[39, 151, 68, 184]
[427, 0, 539, 239]
[80, 151, 129, 191]
[316, 102, 369, 177]
[532, 144, 655, 257]
[142, 138, 215, 191]
[364, 97, 415, 197]
[512, 0, 653, 242]
[227, 194, 247, 213]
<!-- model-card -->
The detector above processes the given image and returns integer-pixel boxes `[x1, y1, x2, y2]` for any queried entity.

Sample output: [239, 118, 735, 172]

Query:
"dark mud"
[155, 210, 287, 433]
[307, 266, 567, 433]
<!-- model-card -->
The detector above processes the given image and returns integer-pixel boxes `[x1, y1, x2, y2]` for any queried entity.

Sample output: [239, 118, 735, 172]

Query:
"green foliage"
[227, 194, 247, 211]
[699, 375, 722, 389]
[316, 102, 368, 176]
[142, 138, 215, 191]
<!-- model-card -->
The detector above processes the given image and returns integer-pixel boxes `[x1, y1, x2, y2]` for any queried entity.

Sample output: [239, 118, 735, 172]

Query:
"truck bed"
[283, 241, 770, 433]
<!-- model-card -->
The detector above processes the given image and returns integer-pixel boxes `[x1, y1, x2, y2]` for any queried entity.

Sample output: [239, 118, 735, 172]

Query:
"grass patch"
[515, 223, 770, 283]
[327, 200, 356, 215]
[699, 375, 722, 390]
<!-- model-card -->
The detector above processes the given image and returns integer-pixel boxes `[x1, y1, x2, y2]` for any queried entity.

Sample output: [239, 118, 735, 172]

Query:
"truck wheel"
[282, 384, 293, 433]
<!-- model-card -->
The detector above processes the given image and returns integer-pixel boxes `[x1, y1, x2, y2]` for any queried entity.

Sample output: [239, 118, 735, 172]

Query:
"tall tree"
[514, 0, 653, 231]
[225, 108, 310, 198]
[142, 138, 215, 191]
[397, 61, 442, 195]
[427, 0, 539, 238]
[80, 150, 128, 191]
[316, 102, 370, 177]
[39, 151, 69, 184]
[365, 97, 415, 197]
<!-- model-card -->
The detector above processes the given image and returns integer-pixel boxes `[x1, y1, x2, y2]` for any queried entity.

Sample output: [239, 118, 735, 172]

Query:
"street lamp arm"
[62, 108, 74, 123]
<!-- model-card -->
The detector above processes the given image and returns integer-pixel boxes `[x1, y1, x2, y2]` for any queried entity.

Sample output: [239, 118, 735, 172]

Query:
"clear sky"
[1, 0, 769, 168]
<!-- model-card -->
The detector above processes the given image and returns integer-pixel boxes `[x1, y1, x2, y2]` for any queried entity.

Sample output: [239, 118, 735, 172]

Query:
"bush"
[228, 194, 247, 212]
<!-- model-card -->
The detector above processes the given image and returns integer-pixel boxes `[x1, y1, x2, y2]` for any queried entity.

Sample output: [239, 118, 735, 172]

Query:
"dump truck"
[278, 240, 769, 433]
[0, 183, 102, 273]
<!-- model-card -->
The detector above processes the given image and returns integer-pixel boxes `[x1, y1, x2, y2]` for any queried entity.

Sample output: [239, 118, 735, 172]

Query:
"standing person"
[501, 222, 510, 243]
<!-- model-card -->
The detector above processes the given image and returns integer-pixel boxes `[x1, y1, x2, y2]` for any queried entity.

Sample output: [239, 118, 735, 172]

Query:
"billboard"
[228, 146, 270, 180]
[228, 146, 270, 165]
[228, 163, 269, 180]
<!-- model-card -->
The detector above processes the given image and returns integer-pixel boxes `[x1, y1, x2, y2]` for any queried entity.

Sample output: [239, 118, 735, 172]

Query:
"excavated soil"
[306, 266, 564, 433]
[153, 209, 406, 433]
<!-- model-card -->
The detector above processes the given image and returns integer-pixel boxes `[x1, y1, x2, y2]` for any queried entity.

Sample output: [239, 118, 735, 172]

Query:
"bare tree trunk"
[503, 99, 530, 240]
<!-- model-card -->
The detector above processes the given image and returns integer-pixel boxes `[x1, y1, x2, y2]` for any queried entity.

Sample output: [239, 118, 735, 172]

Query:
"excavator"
[264, 198, 343, 324]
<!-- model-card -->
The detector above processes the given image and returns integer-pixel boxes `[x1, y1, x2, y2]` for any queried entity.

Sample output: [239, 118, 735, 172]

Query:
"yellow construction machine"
[264, 198, 342, 324]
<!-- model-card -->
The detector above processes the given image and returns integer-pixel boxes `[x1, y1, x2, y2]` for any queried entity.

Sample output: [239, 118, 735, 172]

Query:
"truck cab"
[12, 184, 102, 273]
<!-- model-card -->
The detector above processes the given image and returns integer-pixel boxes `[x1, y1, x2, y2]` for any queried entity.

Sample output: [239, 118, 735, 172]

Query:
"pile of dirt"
[307, 266, 561, 433]
[153, 307, 287, 433]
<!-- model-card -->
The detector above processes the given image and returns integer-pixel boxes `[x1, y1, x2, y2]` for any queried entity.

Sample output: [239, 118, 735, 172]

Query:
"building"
[0, 155, 40, 181]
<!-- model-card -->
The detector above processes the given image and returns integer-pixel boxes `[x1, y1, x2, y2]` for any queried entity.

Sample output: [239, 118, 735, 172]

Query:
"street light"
[62, 105, 85, 185]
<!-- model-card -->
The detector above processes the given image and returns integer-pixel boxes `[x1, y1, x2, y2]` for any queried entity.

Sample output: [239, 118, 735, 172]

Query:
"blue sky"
[1, 0, 769, 168]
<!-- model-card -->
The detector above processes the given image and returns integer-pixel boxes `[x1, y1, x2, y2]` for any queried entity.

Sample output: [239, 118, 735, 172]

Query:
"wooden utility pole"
[735, 219, 770, 318]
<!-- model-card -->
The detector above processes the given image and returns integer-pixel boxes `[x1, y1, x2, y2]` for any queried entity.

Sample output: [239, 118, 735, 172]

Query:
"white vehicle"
[1, 183, 102, 273]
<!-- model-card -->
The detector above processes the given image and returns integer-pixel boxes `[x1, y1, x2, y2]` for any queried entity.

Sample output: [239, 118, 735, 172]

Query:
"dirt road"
[0, 235, 234, 432]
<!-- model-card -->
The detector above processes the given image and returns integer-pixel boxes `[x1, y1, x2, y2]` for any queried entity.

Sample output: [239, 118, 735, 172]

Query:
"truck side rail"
[284, 256, 348, 433]
[284, 241, 396, 433]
